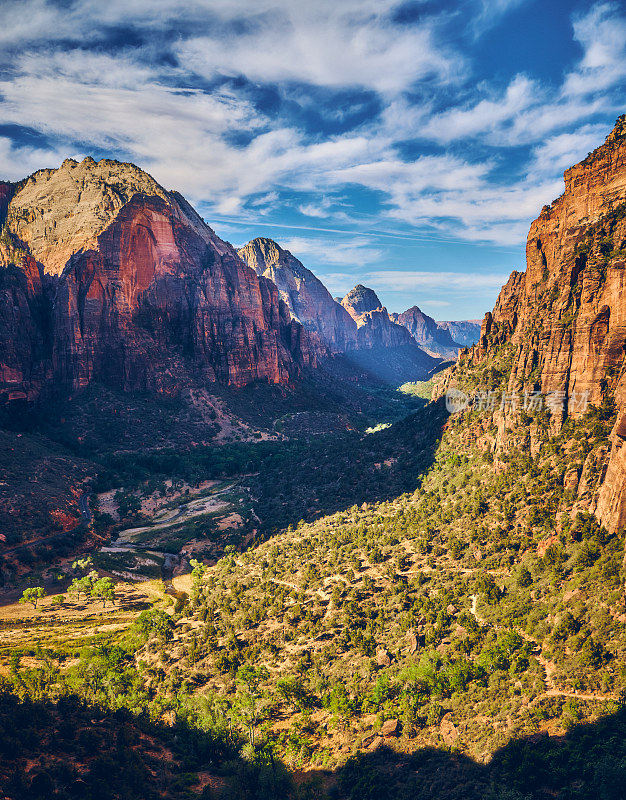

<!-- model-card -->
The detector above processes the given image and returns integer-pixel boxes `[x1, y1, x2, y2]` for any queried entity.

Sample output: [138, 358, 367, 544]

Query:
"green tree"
[19, 586, 45, 609]
[72, 556, 94, 574]
[517, 565, 533, 588]
[135, 609, 174, 641]
[68, 570, 98, 602]
[276, 676, 315, 713]
[235, 665, 269, 747]
[91, 577, 116, 608]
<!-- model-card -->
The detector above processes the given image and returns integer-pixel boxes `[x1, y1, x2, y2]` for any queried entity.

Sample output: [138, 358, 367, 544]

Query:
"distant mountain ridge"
[392, 305, 460, 358]
[0, 157, 480, 418]
[436, 319, 481, 348]
[238, 244, 444, 382]
[237, 237, 358, 354]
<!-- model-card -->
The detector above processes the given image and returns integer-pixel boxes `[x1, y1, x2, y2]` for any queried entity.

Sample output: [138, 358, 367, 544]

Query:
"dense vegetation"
[2, 329, 626, 798]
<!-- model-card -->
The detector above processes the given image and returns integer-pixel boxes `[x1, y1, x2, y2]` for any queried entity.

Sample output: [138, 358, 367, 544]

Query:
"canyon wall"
[452, 115, 626, 532]
[0, 158, 315, 406]
[238, 237, 357, 354]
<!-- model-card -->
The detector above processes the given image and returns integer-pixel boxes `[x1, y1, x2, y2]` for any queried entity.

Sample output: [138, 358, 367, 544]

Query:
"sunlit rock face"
[341, 285, 416, 349]
[453, 116, 626, 532]
[0, 158, 315, 405]
[238, 237, 357, 354]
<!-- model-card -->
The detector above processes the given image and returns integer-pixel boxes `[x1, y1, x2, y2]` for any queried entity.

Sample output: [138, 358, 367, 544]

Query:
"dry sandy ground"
[97, 479, 220, 521]
[0, 580, 170, 666]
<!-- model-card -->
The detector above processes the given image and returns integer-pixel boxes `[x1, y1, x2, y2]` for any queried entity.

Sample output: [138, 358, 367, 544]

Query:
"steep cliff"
[393, 305, 461, 358]
[341, 285, 440, 380]
[341, 285, 417, 349]
[0, 158, 315, 406]
[447, 116, 626, 532]
[237, 237, 357, 353]
[236, 248, 440, 381]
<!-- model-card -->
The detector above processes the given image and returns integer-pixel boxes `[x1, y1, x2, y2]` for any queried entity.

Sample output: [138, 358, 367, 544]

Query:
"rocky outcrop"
[341, 284, 383, 317]
[6, 158, 177, 277]
[236, 248, 440, 382]
[436, 319, 481, 348]
[450, 116, 626, 532]
[341, 285, 440, 380]
[0, 158, 315, 406]
[237, 237, 357, 353]
[393, 305, 460, 358]
[342, 285, 416, 349]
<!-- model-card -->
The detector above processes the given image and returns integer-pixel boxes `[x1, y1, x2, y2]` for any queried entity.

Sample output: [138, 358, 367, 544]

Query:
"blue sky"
[0, 1, 624, 319]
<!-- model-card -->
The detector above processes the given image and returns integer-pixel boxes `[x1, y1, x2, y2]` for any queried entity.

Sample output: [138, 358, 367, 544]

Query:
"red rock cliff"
[453, 115, 626, 532]
[0, 158, 315, 404]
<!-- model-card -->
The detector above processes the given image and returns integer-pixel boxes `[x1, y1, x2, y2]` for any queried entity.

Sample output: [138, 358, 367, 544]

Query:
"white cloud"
[420, 74, 537, 142]
[364, 270, 510, 291]
[321, 268, 509, 299]
[529, 124, 610, 175]
[562, 2, 626, 97]
[0, 136, 69, 181]
[469, 0, 531, 38]
[281, 236, 384, 266]
[0, 0, 622, 255]
[175, 2, 464, 95]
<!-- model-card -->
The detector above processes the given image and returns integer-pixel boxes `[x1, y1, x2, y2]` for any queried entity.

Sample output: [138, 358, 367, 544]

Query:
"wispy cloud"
[175, 2, 464, 95]
[0, 0, 622, 266]
[563, 2, 626, 97]
[322, 269, 509, 296]
[282, 236, 384, 267]
[365, 270, 510, 291]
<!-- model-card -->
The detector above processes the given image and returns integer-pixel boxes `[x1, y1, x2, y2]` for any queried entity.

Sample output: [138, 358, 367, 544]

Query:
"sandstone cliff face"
[393, 305, 460, 358]
[6, 158, 176, 277]
[237, 237, 357, 353]
[341, 285, 417, 349]
[0, 158, 315, 404]
[477, 117, 626, 412]
[451, 116, 626, 532]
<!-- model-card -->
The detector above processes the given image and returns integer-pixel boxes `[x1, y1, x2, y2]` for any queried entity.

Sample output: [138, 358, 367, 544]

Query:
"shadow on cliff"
[1, 689, 625, 800]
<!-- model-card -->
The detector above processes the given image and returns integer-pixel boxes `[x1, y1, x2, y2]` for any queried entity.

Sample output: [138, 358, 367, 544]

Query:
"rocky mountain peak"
[0, 158, 317, 403]
[393, 304, 460, 359]
[238, 236, 283, 268]
[4, 156, 208, 277]
[238, 237, 357, 354]
[341, 284, 383, 318]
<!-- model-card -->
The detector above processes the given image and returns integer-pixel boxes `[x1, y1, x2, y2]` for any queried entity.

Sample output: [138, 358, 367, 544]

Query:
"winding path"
[468, 594, 617, 706]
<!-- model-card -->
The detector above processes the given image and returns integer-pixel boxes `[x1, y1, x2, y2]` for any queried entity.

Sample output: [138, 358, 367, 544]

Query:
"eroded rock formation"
[0, 158, 315, 406]
[450, 115, 626, 532]
[392, 305, 461, 358]
[342, 285, 417, 350]
[237, 237, 357, 353]
[341, 285, 440, 380]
